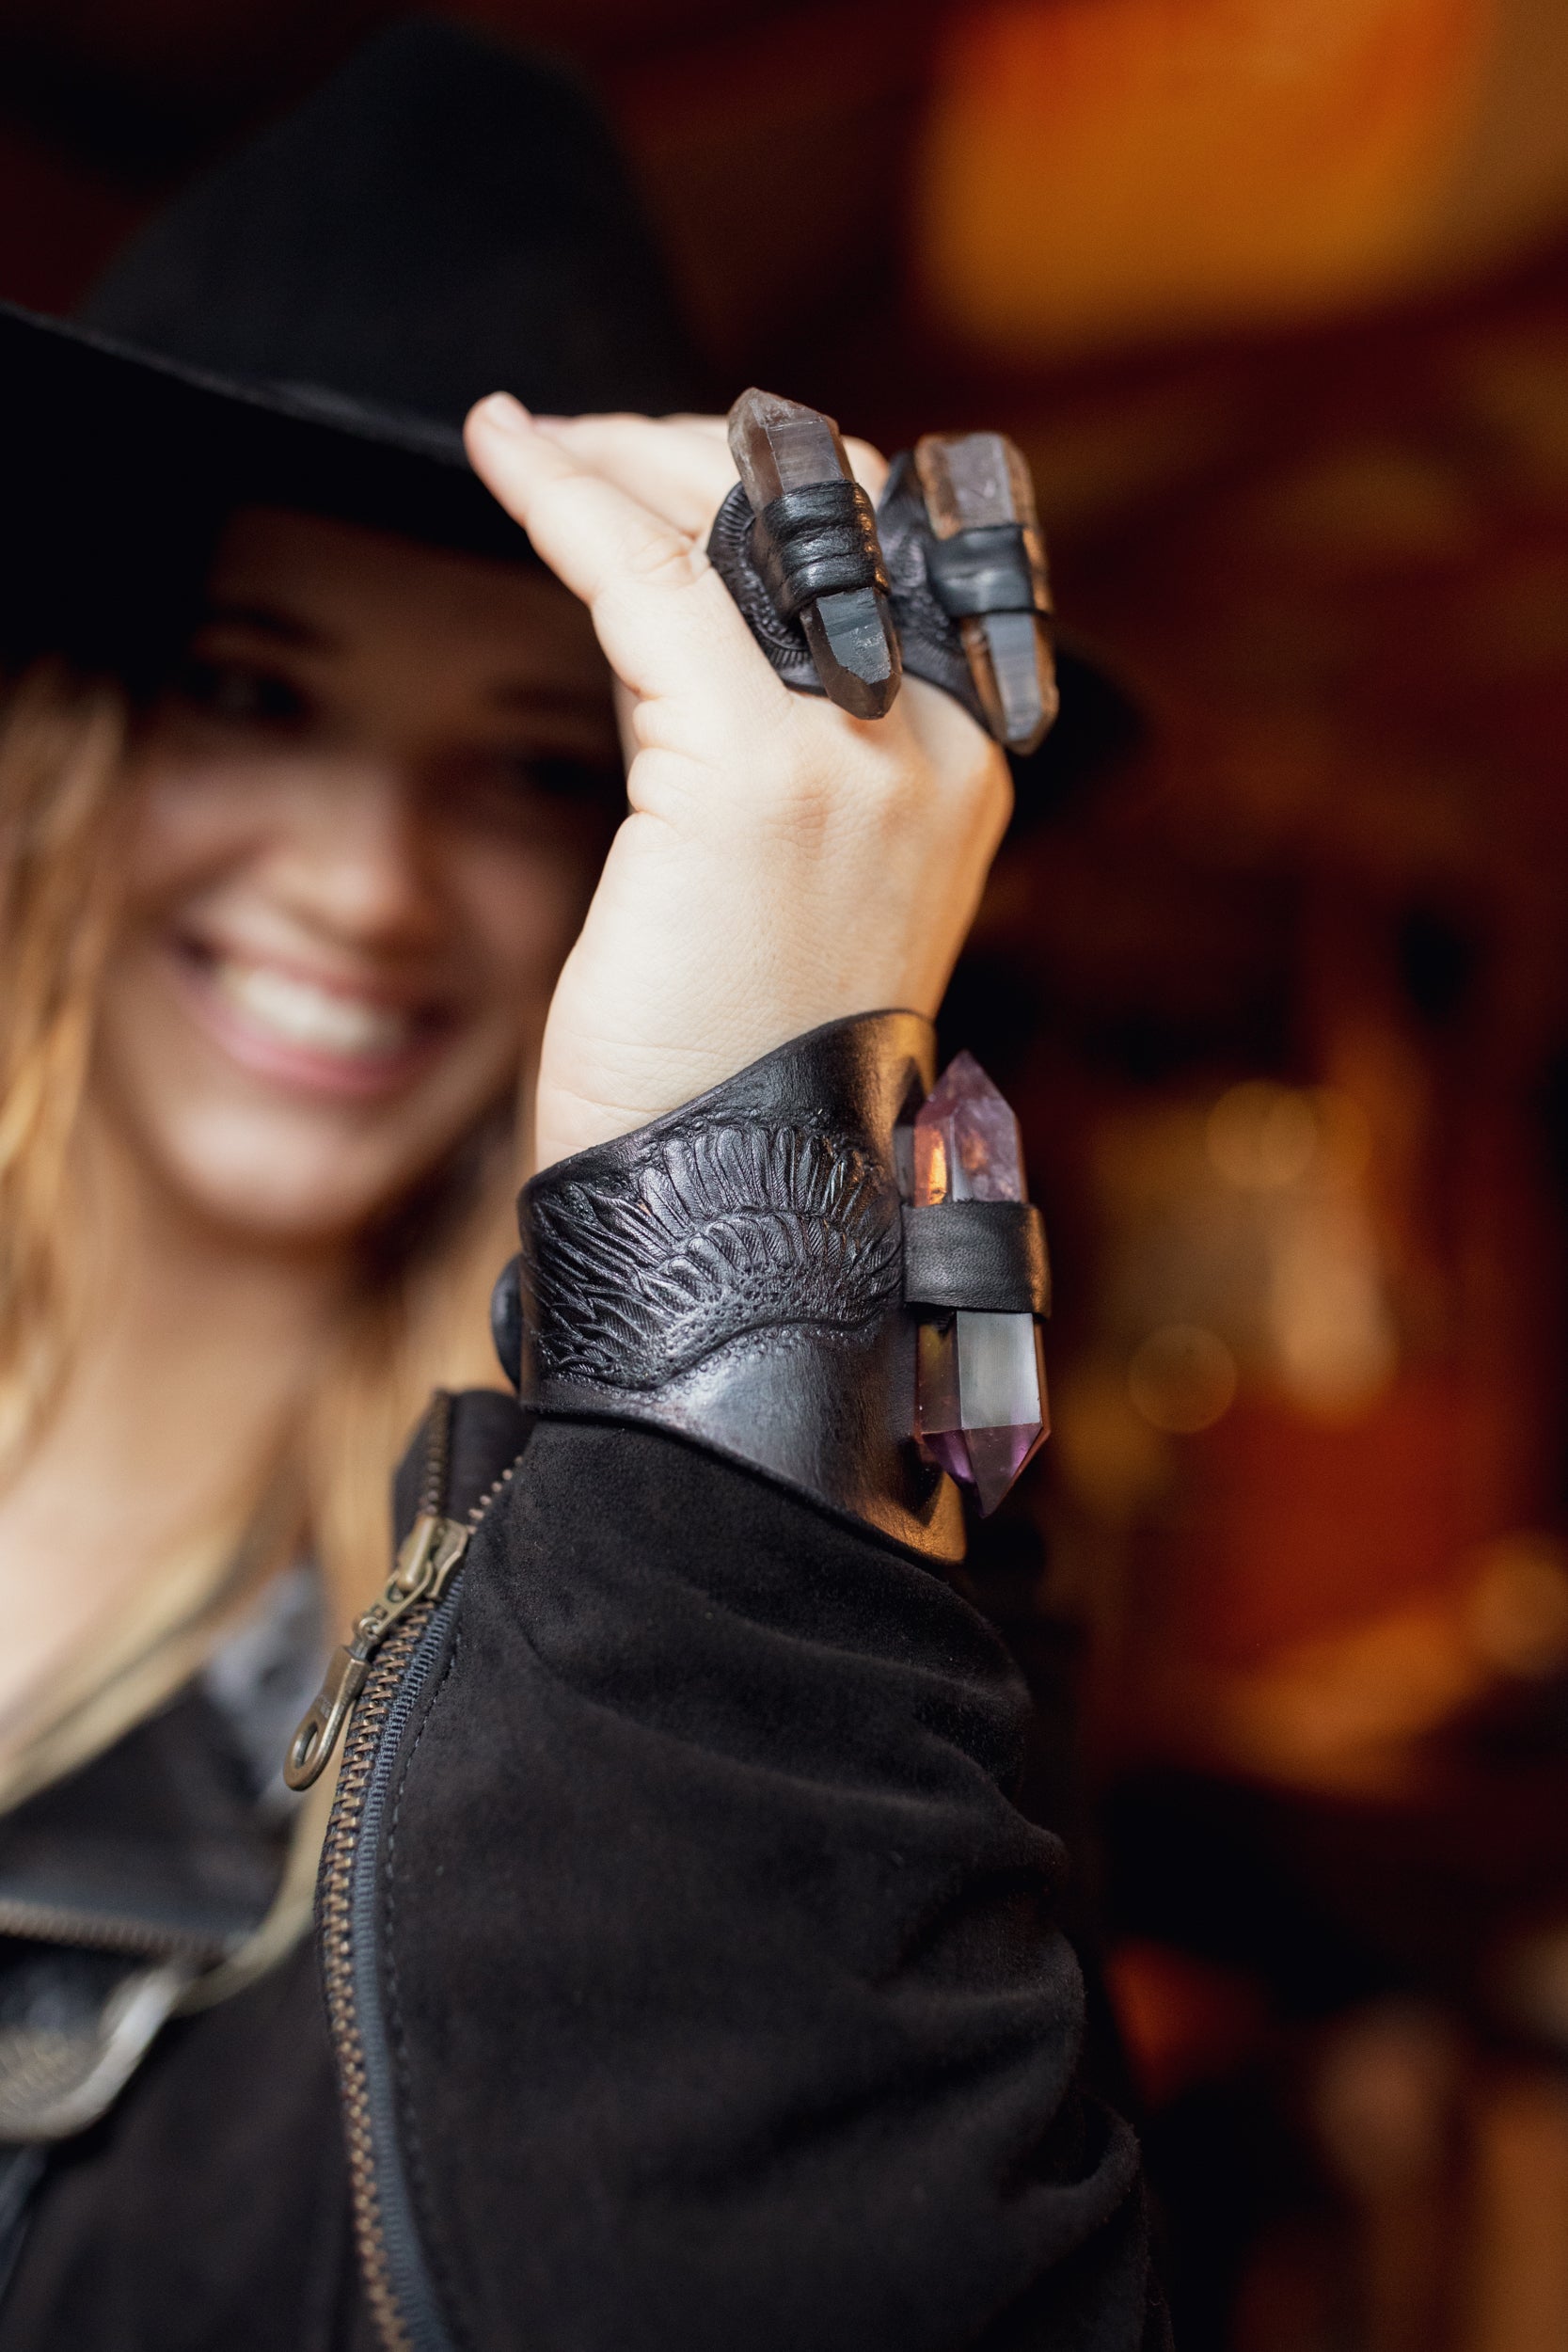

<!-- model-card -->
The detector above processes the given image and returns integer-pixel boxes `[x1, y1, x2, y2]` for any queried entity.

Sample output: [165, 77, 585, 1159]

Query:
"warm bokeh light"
[1128, 1322, 1239, 1433]
[916, 0, 1568, 357]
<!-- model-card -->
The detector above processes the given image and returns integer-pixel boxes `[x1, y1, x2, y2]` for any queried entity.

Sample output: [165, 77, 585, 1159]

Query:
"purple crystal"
[913, 431, 1058, 755]
[728, 387, 901, 722]
[913, 1051, 1048, 1514]
[913, 1048, 1027, 1206]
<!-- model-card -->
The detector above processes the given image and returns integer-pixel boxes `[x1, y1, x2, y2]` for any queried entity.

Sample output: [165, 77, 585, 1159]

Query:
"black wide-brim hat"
[0, 16, 1137, 811]
[1, 17, 701, 682]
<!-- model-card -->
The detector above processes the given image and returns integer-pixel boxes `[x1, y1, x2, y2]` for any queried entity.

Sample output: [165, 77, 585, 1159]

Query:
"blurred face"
[95, 505, 616, 1245]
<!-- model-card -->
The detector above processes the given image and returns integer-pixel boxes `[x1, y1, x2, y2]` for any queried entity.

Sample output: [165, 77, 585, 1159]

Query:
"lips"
[173, 938, 452, 1100]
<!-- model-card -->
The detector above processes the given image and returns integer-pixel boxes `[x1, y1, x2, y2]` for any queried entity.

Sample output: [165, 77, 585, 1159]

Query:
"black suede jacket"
[0, 1396, 1163, 2351]
[0, 1018, 1166, 2350]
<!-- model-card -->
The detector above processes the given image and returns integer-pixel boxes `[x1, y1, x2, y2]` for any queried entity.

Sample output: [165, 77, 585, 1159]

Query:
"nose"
[267, 759, 441, 952]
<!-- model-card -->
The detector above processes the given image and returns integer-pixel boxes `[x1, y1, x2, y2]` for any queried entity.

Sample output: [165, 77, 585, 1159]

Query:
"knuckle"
[618, 519, 701, 591]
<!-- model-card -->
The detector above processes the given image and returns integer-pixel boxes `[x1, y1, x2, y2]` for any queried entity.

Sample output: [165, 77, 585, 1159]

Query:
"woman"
[0, 22, 1162, 2351]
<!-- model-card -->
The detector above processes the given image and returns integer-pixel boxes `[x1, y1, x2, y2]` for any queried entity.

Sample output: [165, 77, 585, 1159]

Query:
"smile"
[214, 959, 412, 1061]
[173, 940, 451, 1101]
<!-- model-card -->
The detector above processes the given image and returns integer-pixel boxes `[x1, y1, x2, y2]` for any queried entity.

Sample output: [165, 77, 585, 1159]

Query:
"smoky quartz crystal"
[728, 388, 901, 721]
[913, 431, 1058, 755]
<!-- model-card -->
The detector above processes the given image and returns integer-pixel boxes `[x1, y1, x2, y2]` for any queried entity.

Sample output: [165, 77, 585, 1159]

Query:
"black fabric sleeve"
[374, 1416, 1164, 2351]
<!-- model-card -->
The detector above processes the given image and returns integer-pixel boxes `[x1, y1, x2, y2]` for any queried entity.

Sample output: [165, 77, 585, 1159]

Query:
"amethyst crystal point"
[913, 431, 1058, 755]
[913, 1051, 1048, 1514]
[728, 387, 901, 721]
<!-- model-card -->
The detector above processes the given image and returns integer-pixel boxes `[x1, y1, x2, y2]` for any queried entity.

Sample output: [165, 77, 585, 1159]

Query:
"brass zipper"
[293, 1390, 525, 2351]
[0, 1898, 233, 1966]
[285, 1393, 468, 1796]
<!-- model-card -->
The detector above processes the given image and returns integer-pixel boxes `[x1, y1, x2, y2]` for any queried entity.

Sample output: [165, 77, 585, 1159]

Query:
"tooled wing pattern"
[528, 1122, 902, 1391]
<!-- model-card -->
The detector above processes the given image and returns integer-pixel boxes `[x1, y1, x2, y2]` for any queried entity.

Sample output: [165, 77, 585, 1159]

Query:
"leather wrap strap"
[924, 523, 1044, 619]
[902, 1200, 1051, 1315]
[706, 481, 819, 693]
[707, 469, 992, 729]
[511, 1011, 965, 1560]
[751, 480, 886, 619]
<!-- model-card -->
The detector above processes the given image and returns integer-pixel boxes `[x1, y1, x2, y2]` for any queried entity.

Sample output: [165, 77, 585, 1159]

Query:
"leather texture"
[709, 462, 993, 726]
[705, 479, 819, 695]
[924, 520, 1044, 619]
[901, 1199, 1052, 1315]
[752, 480, 886, 618]
[516, 1010, 966, 1559]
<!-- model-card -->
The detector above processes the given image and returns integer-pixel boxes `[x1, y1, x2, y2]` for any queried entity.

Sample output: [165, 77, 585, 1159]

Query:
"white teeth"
[213, 960, 412, 1061]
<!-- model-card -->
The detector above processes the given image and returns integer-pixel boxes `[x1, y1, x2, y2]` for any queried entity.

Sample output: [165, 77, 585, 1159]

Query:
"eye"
[171, 656, 311, 731]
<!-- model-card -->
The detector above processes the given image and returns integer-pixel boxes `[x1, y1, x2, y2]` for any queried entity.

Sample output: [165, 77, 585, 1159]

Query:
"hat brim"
[0, 297, 527, 566]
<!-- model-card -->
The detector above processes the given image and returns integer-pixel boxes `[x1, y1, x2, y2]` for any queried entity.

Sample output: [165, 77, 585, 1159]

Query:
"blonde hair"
[0, 662, 524, 1629]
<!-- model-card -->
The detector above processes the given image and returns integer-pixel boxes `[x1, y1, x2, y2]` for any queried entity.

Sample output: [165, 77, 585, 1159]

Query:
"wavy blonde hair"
[0, 661, 523, 1633]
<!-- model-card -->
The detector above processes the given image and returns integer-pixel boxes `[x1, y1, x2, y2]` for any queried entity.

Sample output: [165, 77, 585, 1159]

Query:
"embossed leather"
[515, 1011, 966, 1560]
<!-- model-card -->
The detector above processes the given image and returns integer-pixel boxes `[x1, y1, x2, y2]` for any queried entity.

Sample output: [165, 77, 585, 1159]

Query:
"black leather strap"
[901, 1200, 1051, 1315]
[706, 480, 818, 694]
[751, 480, 886, 619]
[874, 452, 998, 729]
[924, 523, 1044, 620]
[707, 466, 994, 726]
[512, 1011, 965, 1560]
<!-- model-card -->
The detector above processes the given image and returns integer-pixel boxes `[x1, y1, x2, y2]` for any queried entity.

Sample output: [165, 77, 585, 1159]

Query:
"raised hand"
[464, 398, 1012, 1172]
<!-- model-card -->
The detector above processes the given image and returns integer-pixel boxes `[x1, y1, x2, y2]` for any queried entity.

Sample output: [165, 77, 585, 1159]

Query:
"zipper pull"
[285, 1645, 371, 1793]
[285, 1513, 470, 1791]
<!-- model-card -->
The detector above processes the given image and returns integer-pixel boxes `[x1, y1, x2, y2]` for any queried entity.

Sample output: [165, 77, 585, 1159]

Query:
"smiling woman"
[0, 22, 1159, 2352]
[0, 508, 614, 1760]
[0, 16, 686, 1826]
[110, 510, 612, 1235]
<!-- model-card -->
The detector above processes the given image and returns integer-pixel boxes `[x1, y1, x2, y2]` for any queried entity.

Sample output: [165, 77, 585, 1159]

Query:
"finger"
[842, 437, 889, 501]
[537, 410, 889, 519]
[651, 412, 891, 499]
[531, 413, 738, 538]
[465, 395, 784, 711]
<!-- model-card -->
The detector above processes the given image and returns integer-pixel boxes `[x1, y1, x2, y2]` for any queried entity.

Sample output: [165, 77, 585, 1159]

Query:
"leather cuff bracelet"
[491, 1014, 1050, 1563]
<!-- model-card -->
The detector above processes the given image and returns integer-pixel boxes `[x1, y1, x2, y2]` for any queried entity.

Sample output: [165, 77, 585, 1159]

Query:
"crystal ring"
[904, 1051, 1051, 1516]
[874, 435, 1059, 755]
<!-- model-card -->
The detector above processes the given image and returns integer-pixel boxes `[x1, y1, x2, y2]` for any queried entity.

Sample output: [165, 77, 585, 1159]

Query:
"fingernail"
[471, 391, 531, 436]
